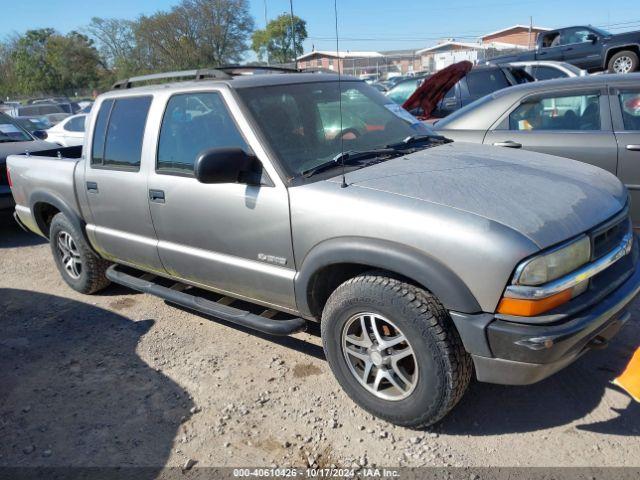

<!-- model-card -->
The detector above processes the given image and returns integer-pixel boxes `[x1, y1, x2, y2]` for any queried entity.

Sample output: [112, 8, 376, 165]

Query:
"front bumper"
[451, 236, 640, 385]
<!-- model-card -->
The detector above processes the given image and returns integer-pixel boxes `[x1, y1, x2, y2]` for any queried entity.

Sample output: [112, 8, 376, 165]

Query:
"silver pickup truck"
[7, 67, 640, 427]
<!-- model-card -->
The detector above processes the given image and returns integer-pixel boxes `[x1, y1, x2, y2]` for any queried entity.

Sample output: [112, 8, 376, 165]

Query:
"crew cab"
[7, 67, 640, 427]
[489, 25, 640, 74]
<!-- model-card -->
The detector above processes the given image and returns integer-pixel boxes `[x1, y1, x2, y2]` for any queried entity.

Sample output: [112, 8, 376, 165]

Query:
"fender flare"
[294, 236, 481, 317]
[29, 190, 96, 253]
[603, 44, 640, 69]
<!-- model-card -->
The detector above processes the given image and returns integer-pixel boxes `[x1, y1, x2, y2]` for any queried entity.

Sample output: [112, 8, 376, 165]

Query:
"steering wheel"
[333, 128, 361, 146]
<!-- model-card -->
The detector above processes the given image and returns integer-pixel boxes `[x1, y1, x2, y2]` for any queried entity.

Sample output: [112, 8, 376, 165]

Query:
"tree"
[85, 17, 140, 72]
[251, 14, 307, 64]
[135, 0, 254, 70]
[11, 29, 59, 94]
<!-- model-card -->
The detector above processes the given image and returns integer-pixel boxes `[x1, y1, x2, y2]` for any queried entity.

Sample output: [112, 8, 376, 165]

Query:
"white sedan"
[45, 114, 86, 147]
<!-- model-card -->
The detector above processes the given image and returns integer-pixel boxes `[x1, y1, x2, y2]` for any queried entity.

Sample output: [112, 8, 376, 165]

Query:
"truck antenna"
[334, 0, 348, 188]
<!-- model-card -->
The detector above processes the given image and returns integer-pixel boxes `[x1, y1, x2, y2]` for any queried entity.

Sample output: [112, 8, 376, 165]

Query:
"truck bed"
[7, 145, 85, 236]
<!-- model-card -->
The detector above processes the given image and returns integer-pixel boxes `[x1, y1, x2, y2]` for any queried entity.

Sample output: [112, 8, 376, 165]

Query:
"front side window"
[562, 28, 594, 45]
[619, 91, 640, 131]
[91, 96, 152, 169]
[157, 92, 248, 174]
[509, 93, 600, 131]
[466, 69, 510, 96]
[238, 81, 433, 177]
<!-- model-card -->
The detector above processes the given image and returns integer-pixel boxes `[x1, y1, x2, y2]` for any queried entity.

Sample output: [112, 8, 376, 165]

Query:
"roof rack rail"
[111, 65, 301, 90]
[216, 65, 300, 74]
[111, 68, 232, 90]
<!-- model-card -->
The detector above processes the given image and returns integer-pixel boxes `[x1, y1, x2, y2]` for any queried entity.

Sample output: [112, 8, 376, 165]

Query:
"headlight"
[515, 235, 591, 286]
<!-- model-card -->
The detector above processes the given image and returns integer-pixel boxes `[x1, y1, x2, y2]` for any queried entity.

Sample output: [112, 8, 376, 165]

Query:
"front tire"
[321, 273, 472, 428]
[608, 50, 639, 74]
[49, 213, 111, 294]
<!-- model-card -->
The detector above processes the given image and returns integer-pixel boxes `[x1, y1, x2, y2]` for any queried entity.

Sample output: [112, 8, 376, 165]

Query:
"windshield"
[237, 81, 434, 178]
[0, 112, 33, 142]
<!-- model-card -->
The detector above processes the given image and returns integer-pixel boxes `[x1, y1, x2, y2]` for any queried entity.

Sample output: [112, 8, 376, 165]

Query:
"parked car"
[8, 69, 640, 427]
[387, 63, 534, 119]
[435, 73, 640, 225]
[13, 116, 52, 134]
[9, 103, 70, 125]
[0, 112, 56, 211]
[503, 60, 587, 80]
[44, 114, 86, 147]
[490, 25, 640, 74]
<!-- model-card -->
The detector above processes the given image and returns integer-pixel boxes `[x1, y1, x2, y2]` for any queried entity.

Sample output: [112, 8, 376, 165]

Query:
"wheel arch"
[29, 191, 97, 254]
[604, 45, 640, 69]
[294, 237, 481, 319]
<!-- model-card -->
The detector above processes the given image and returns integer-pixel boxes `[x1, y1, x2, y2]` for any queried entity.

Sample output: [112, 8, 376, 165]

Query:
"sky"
[2, 0, 640, 56]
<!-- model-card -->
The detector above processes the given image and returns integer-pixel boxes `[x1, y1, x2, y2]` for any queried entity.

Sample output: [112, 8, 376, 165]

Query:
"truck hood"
[606, 30, 640, 43]
[327, 142, 627, 249]
[0, 140, 57, 164]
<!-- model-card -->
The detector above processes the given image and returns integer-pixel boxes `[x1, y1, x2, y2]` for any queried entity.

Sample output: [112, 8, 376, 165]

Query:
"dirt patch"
[293, 363, 323, 378]
[108, 297, 137, 311]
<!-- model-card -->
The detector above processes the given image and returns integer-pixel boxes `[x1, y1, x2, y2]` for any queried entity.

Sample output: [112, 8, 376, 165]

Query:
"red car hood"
[402, 61, 473, 119]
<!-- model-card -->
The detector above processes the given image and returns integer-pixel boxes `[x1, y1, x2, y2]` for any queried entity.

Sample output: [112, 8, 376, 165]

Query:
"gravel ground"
[1, 211, 639, 470]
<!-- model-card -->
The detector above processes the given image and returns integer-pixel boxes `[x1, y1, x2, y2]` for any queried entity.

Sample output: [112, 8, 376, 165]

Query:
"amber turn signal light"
[496, 288, 573, 316]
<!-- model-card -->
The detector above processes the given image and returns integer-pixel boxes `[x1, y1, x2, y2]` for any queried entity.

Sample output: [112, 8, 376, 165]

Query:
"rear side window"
[619, 91, 640, 131]
[509, 93, 601, 131]
[465, 70, 510, 96]
[157, 92, 247, 174]
[91, 96, 152, 170]
[64, 115, 85, 132]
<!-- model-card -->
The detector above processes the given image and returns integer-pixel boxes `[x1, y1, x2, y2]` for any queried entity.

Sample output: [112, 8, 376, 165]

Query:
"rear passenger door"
[484, 89, 619, 174]
[610, 87, 640, 226]
[84, 95, 164, 272]
[145, 90, 297, 311]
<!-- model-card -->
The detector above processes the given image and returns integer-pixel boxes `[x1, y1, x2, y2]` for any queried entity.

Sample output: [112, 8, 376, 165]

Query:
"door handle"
[627, 145, 640, 151]
[493, 141, 522, 148]
[86, 181, 98, 193]
[564, 47, 574, 51]
[149, 189, 165, 203]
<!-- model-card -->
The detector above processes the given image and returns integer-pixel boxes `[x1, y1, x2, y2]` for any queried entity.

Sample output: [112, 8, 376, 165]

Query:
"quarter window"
[157, 92, 248, 174]
[619, 92, 640, 131]
[509, 93, 601, 131]
[91, 96, 152, 170]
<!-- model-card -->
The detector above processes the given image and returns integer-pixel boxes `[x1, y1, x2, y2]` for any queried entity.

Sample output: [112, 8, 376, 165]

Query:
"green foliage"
[252, 14, 307, 64]
[7, 28, 101, 96]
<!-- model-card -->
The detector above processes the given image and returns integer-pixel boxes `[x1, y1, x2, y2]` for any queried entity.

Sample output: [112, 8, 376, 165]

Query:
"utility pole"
[289, 0, 297, 68]
[264, 0, 269, 65]
[528, 16, 533, 49]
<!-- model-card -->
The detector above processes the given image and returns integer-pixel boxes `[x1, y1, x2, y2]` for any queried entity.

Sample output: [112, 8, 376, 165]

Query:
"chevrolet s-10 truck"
[7, 67, 640, 427]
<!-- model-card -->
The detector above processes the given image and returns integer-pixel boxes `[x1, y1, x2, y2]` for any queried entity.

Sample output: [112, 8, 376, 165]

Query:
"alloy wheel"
[613, 56, 633, 74]
[341, 312, 418, 401]
[56, 231, 82, 280]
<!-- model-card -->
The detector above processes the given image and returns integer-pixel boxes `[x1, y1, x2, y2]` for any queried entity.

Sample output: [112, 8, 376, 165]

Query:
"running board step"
[106, 265, 307, 336]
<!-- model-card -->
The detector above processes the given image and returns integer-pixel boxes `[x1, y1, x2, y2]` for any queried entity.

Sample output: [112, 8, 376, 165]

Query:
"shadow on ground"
[0, 288, 192, 470]
[438, 320, 640, 436]
[0, 212, 46, 249]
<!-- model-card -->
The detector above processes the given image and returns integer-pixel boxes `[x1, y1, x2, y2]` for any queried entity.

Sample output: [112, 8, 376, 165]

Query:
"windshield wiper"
[386, 133, 451, 150]
[301, 148, 398, 178]
[0, 138, 21, 143]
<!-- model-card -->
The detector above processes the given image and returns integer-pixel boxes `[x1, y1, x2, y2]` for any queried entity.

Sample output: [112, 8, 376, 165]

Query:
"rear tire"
[49, 213, 111, 294]
[321, 272, 472, 428]
[608, 50, 639, 74]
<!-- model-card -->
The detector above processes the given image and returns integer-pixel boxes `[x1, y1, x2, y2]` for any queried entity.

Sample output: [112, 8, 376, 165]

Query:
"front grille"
[592, 214, 631, 260]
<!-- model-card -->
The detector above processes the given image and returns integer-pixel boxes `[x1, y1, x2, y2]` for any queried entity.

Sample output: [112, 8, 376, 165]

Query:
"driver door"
[145, 90, 297, 311]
